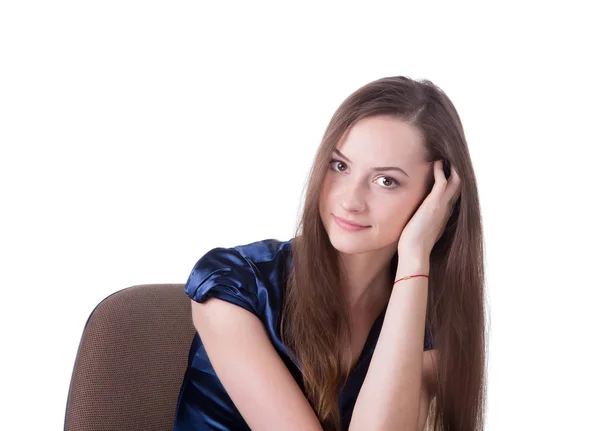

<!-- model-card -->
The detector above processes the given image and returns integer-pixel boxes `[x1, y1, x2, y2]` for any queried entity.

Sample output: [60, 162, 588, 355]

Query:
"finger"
[447, 165, 462, 203]
[448, 164, 460, 184]
[432, 159, 446, 190]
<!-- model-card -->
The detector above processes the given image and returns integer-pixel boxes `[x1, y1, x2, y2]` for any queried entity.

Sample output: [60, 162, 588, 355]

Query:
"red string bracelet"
[393, 274, 429, 285]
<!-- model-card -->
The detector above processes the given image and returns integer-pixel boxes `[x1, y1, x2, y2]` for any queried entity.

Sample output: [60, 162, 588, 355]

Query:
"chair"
[64, 284, 196, 431]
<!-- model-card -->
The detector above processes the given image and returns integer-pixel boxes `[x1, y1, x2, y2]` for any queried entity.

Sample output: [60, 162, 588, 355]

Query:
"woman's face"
[319, 115, 433, 255]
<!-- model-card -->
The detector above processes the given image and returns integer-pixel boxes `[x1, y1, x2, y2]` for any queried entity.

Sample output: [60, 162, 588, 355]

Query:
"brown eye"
[329, 159, 347, 172]
[375, 176, 399, 189]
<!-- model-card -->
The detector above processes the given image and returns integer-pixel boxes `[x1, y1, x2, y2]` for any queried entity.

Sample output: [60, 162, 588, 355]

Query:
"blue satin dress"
[173, 237, 434, 430]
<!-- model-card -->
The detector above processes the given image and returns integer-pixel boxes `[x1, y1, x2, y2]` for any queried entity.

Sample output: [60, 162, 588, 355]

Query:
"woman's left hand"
[397, 159, 462, 258]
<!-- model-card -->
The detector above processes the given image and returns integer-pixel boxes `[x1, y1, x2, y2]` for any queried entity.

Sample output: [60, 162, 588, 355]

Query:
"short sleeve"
[184, 247, 260, 317]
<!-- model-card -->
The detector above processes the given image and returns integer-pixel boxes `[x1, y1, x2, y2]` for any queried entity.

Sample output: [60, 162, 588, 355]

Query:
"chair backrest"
[64, 284, 196, 431]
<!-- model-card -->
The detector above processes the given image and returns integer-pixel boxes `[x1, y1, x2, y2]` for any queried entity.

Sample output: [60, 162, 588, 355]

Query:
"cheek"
[377, 200, 414, 231]
[320, 175, 336, 198]
[388, 210, 410, 228]
[322, 176, 336, 196]
[319, 179, 332, 208]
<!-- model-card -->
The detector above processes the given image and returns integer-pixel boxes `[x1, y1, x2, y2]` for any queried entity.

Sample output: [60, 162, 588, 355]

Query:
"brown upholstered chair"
[64, 284, 196, 431]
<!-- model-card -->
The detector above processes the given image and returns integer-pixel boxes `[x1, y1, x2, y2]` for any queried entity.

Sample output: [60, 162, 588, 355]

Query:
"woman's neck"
[338, 243, 396, 317]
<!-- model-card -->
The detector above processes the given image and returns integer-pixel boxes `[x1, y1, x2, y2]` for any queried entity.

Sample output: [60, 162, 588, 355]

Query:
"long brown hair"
[280, 76, 487, 430]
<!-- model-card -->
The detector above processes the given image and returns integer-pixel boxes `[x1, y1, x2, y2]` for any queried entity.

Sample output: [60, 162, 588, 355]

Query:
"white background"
[1, 1, 599, 429]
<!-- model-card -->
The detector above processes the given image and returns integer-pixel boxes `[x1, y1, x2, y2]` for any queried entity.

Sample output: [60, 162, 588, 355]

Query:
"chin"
[326, 229, 374, 255]
[327, 227, 400, 258]
[330, 240, 370, 255]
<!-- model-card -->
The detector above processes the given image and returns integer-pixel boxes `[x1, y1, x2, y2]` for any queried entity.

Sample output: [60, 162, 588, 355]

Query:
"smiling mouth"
[332, 214, 370, 231]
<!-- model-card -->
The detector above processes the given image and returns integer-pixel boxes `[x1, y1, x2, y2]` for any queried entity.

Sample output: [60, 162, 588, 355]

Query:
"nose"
[339, 177, 367, 213]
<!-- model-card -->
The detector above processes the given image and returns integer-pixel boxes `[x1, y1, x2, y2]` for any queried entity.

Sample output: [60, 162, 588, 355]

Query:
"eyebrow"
[333, 148, 410, 178]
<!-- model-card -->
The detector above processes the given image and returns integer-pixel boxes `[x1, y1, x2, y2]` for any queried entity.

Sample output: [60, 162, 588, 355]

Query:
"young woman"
[173, 76, 487, 431]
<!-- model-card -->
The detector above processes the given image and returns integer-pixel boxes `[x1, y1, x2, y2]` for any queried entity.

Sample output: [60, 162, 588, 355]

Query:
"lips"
[332, 214, 370, 228]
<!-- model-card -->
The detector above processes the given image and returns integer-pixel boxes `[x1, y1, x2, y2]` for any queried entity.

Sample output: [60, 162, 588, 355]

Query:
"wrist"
[397, 248, 430, 266]
[396, 257, 429, 278]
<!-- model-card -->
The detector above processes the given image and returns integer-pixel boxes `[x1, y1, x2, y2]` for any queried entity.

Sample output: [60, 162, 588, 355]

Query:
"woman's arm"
[350, 160, 457, 430]
[348, 254, 433, 431]
[191, 298, 324, 431]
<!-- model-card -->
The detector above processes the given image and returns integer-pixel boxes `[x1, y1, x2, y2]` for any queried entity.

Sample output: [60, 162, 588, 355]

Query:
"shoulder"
[232, 237, 293, 267]
[184, 237, 293, 317]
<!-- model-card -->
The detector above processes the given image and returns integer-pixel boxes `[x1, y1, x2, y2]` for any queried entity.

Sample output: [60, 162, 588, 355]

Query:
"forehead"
[337, 115, 426, 163]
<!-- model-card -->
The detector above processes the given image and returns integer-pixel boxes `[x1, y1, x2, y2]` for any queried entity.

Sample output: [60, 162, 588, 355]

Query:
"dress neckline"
[348, 307, 387, 375]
